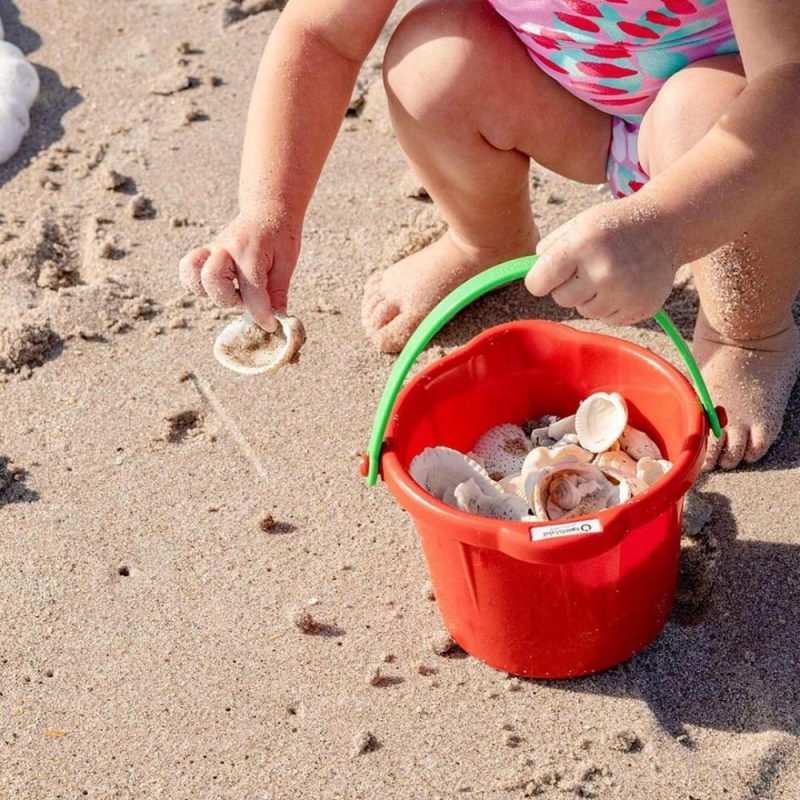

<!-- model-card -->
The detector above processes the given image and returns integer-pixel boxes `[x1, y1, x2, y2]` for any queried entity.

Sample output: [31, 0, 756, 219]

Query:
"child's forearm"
[237, 5, 390, 228]
[639, 62, 800, 264]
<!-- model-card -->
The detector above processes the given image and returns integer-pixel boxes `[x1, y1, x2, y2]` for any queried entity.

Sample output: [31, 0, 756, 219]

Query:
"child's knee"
[639, 57, 746, 176]
[382, 0, 492, 127]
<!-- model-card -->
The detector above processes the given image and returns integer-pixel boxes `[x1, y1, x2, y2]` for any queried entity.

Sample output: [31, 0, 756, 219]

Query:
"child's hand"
[524, 197, 677, 326]
[178, 213, 300, 332]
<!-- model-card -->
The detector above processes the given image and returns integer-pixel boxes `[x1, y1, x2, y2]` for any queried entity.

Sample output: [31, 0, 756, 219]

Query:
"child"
[178, 0, 800, 471]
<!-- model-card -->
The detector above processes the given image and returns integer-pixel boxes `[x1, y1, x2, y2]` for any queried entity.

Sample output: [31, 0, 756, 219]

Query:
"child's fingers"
[178, 246, 211, 296]
[237, 257, 278, 332]
[576, 293, 617, 321]
[525, 250, 577, 298]
[550, 271, 595, 309]
[200, 247, 242, 308]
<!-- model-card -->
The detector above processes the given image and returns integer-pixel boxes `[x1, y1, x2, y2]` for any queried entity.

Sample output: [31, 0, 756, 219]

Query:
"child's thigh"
[384, 0, 612, 184]
[638, 55, 746, 177]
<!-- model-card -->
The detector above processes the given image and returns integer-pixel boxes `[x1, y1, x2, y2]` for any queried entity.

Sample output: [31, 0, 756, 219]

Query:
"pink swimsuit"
[489, 0, 738, 196]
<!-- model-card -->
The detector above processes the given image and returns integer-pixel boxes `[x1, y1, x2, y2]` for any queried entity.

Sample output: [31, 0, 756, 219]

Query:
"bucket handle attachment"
[361, 255, 723, 486]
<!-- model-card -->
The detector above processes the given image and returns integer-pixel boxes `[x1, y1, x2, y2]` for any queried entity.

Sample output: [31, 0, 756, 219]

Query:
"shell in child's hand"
[213, 312, 306, 375]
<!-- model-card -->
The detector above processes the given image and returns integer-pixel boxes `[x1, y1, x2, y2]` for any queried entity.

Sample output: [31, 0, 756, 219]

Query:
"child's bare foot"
[361, 231, 534, 353]
[692, 311, 800, 471]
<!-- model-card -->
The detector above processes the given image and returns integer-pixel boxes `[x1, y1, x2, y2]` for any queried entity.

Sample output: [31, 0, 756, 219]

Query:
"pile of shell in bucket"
[410, 392, 672, 523]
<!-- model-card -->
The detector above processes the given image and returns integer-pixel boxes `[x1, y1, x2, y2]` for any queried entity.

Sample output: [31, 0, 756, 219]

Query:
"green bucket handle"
[362, 255, 723, 486]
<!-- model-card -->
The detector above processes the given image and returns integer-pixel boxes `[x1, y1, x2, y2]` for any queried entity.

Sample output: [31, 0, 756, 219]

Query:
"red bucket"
[378, 320, 711, 678]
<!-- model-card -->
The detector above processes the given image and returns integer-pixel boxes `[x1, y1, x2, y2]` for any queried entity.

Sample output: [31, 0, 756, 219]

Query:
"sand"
[1, 1, 800, 798]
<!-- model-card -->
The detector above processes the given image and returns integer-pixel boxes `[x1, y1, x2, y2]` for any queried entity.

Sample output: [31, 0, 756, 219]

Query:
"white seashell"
[547, 414, 576, 440]
[498, 474, 524, 498]
[575, 392, 628, 453]
[620, 425, 663, 461]
[471, 423, 532, 480]
[554, 433, 581, 447]
[0, 41, 40, 165]
[601, 466, 648, 499]
[533, 461, 614, 521]
[213, 311, 306, 375]
[454, 479, 529, 521]
[636, 457, 673, 487]
[529, 427, 557, 448]
[409, 446, 501, 508]
[520, 445, 594, 498]
[594, 449, 638, 477]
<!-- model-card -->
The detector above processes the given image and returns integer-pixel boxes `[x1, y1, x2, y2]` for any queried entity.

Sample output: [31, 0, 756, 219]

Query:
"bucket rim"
[381, 320, 707, 565]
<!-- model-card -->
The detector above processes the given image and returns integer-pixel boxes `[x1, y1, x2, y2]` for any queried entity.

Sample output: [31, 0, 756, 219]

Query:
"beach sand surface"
[1, 1, 799, 798]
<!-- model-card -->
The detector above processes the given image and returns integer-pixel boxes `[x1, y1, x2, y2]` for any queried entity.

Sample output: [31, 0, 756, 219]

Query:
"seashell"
[594, 449, 637, 477]
[619, 425, 663, 461]
[409, 446, 501, 508]
[498, 474, 525, 498]
[575, 392, 628, 453]
[529, 427, 557, 449]
[0, 40, 40, 165]
[600, 466, 648, 500]
[213, 311, 306, 375]
[532, 461, 614, 521]
[636, 457, 673, 487]
[520, 444, 594, 490]
[454, 479, 529, 521]
[554, 433, 581, 447]
[547, 414, 576, 440]
[471, 424, 532, 480]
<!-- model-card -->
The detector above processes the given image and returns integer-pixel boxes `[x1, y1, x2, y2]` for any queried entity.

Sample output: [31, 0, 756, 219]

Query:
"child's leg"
[639, 55, 800, 470]
[362, 0, 611, 353]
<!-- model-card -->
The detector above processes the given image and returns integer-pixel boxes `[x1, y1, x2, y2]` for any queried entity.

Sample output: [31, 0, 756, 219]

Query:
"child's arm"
[179, 0, 396, 330]
[526, 2, 800, 326]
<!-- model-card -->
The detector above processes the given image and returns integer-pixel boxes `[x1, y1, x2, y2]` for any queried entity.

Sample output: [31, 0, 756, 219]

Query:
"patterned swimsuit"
[488, 0, 739, 196]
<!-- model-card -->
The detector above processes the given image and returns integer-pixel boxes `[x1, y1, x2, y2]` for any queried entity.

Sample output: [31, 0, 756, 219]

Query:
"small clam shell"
[471, 424, 532, 480]
[547, 415, 576, 440]
[454, 478, 529, 521]
[409, 446, 501, 508]
[601, 466, 648, 499]
[533, 461, 613, 521]
[636, 457, 673, 486]
[594, 450, 638, 477]
[620, 425, 663, 461]
[575, 392, 628, 453]
[213, 312, 306, 375]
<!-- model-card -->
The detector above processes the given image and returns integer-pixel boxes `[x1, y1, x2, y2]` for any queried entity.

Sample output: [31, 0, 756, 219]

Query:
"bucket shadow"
[541, 489, 800, 737]
[0, 1, 83, 188]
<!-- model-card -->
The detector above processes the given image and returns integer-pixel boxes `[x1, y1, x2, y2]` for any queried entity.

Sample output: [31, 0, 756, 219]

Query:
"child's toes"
[702, 430, 726, 472]
[744, 423, 772, 464]
[370, 312, 416, 354]
[178, 246, 211, 295]
[718, 425, 749, 470]
[368, 300, 401, 334]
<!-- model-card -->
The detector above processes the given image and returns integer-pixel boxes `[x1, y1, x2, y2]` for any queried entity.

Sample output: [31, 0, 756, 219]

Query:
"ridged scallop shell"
[594, 449, 638, 477]
[471, 424, 532, 480]
[214, 312, 306, 375]
[532, 461, 614, 521]
[409, 446, 501, 508]
[636, 457, 673, 486]
[454, 478, 530, 521]
[619, 425, 663, 461]
[575, 392, 628, 453]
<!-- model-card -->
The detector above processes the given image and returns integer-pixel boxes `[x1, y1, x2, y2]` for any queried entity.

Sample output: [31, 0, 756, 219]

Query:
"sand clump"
[0, 320, 60, 374]
[290, 608, 318, 634]
[351, 729, 379, 757]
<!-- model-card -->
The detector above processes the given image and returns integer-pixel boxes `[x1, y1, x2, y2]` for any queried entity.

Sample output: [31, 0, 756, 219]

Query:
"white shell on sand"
[213, 312, 306, 375]
[532, 461, 614, 521]
[454, 478, 530, 521]
[0, 40, 40, 165]
[409, 446, 501, 508]
[575, 392, 628, 453]
[471, 423, 532, 480]
[637, 457, 673, 487]
[594, 449, 638, 477]
[619, 424, 663, 461]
